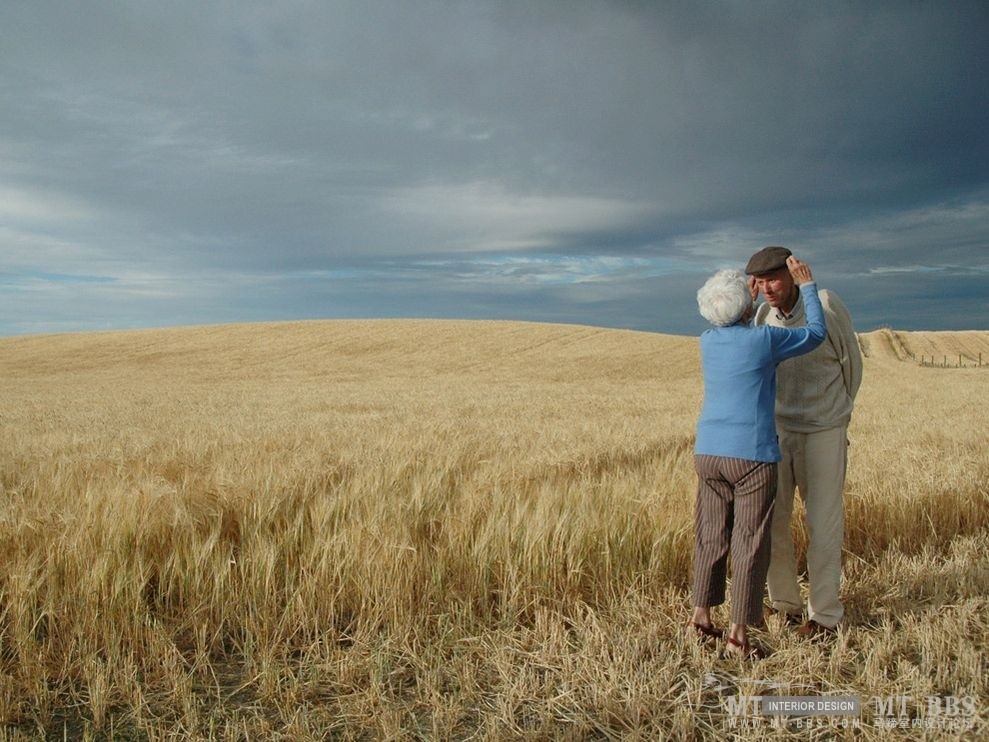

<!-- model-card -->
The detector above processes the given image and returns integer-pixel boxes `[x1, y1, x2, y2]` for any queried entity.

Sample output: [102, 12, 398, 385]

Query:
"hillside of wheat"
[859, 328, 989, 366]
[1, 320, 987, 739]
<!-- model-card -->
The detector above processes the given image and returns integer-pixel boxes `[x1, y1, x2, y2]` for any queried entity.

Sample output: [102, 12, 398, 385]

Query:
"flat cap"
[745, 246, 792, 275]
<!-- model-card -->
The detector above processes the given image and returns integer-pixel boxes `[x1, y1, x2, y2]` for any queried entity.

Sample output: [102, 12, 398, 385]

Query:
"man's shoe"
[766, 606, 803, 627]
[796, 620, 838, 639]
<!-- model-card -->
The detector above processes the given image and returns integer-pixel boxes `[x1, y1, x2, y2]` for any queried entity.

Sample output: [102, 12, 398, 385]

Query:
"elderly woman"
[689, 256, 825, 659]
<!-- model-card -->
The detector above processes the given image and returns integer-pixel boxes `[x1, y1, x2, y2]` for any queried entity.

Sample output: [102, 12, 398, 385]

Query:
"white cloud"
[671, 227, 778, 263]
[381, 180, 655, 252]
[0, 184, 95, 223]
[869, 265, 948, 274]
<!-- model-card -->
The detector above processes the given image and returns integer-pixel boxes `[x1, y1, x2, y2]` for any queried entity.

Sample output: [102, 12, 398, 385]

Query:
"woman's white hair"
[697, 269, 752, 327]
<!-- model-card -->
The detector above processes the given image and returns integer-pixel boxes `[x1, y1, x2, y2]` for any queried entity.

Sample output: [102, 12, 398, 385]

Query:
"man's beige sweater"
[754, 289, 863, 433]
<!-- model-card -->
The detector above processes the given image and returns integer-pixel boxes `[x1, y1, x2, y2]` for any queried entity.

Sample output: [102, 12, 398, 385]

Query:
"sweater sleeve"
[768, 282, 827, 362]
[822, 291, 863, 401]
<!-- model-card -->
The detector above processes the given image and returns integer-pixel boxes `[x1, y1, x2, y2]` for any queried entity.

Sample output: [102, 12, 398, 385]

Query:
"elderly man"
[746, 246, 863, 637]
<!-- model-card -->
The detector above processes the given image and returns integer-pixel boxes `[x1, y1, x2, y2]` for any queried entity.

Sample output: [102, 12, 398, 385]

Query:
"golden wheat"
[0, 320, 986, 739]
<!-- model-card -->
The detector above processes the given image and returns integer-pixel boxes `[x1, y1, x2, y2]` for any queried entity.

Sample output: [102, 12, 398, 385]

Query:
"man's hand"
[786, 255, 814, 286]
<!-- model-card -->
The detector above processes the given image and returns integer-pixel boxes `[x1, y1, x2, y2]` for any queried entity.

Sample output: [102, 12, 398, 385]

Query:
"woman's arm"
[770, 256, 826, 361]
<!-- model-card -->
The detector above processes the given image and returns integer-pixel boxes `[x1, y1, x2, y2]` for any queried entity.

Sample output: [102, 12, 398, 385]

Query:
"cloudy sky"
[2, 1, 987, 337]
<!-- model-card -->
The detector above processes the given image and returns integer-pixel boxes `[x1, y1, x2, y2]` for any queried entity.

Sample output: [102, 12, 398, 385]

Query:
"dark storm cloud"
[1, 1, 987, 335]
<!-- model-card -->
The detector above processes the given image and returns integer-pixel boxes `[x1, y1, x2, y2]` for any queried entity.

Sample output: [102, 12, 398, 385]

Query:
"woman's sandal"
[688, 621, 725, 642]
[723, 635, 767, 661]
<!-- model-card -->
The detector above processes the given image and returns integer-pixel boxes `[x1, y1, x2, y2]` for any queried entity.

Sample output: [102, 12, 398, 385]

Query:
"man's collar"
[776, 289, 802, 320]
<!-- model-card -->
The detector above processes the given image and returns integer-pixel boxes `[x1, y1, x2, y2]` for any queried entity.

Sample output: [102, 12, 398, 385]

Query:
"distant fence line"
[874, 328, 986, 368]
[919, 353, 984, 368]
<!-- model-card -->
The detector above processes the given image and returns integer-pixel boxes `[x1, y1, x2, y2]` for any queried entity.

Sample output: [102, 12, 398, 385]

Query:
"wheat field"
[0, 320, 986, 740]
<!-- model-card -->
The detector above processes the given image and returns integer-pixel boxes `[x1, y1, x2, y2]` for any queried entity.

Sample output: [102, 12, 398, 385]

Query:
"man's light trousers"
[767, 426, 847, 629]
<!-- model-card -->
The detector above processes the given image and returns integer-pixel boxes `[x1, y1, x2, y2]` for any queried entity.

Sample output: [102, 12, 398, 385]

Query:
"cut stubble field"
[0, 320, 987, 739]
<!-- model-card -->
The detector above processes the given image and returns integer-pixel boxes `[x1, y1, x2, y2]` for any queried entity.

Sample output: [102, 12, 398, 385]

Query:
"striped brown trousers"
[692, 455, 777, 625]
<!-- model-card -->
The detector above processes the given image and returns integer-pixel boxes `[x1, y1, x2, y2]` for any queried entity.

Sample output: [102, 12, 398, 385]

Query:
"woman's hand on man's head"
[786, 256, 813, 286]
